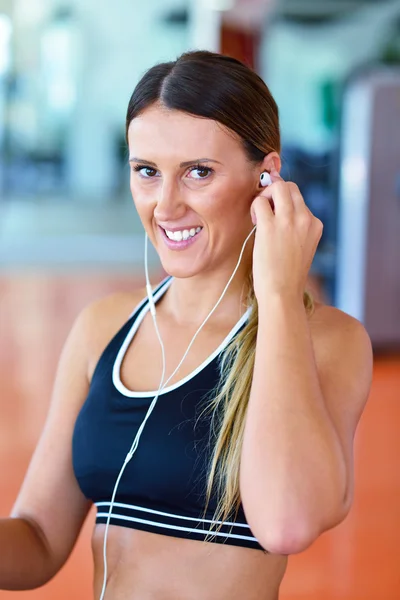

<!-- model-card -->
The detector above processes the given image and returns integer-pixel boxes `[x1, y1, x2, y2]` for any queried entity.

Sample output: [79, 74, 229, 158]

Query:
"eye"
[187, 165, 214, 180]
[132, 165, 159, 178]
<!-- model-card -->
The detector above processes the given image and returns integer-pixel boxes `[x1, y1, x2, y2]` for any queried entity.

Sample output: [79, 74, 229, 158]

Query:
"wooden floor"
[0, 274, 399, 600]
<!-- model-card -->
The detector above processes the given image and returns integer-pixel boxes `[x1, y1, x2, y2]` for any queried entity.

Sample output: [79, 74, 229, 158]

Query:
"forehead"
[127, 104, 241, 157]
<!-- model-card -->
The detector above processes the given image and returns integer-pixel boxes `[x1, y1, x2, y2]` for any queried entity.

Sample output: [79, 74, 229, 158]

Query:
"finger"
[250, 194, 274, 226]
[269, 172, 312, 222]
[286, 182, 312, 216]
[259, 171, 294, 219]
[269, 168, 282, 183]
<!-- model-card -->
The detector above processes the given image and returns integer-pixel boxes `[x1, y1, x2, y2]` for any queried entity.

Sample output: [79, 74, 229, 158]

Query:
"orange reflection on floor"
[0, 274, 399, 599]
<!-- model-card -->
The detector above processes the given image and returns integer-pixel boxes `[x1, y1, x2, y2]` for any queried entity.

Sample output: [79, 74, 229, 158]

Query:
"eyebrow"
[128, 157, 223, 167]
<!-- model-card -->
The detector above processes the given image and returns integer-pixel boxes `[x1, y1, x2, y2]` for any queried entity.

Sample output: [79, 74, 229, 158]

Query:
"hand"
[249, 169, 323, 304]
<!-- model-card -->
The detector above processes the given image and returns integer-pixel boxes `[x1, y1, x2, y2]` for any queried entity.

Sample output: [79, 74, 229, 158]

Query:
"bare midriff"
[92, 525, 288, 600]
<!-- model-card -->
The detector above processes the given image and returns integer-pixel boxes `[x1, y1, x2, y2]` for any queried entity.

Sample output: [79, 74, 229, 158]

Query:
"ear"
[260, 152, 281, 176]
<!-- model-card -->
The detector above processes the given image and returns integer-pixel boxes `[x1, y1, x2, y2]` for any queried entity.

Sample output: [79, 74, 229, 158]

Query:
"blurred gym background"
[0, 0, 399, 598]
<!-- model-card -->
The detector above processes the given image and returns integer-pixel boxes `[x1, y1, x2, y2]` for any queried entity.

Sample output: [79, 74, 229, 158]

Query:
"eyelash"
[132, 163, 214, 179]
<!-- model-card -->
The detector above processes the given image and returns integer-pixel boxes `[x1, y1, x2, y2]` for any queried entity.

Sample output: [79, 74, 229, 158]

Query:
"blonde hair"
[198, 272, 316, 542]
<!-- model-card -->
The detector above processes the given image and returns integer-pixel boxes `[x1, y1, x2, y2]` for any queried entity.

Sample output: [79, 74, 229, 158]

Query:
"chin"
[159, 262, 202, 280]
[158, 254, 209, 280]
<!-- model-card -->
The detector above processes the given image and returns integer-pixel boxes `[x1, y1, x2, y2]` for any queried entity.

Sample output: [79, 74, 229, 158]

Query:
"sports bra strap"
[128, 275, 172, 320]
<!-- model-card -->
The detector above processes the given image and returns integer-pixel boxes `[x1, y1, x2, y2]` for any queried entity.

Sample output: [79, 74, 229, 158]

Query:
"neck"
[160, 259, 253, 329]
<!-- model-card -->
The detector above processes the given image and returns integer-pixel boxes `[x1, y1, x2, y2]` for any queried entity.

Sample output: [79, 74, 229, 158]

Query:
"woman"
[0, 51, 373, 600]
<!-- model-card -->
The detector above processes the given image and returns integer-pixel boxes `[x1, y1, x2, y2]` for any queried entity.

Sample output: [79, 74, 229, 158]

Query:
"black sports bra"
[72, 276, 264, 551]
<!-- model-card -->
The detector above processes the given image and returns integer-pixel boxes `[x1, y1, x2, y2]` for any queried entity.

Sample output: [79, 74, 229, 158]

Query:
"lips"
[159, 225, 202, 233]
[164, 227, 202, 242]
[158, 225, 203, 250]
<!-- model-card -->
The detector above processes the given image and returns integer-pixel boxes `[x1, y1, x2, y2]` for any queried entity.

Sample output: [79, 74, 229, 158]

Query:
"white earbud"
[260, 171, 272, 187]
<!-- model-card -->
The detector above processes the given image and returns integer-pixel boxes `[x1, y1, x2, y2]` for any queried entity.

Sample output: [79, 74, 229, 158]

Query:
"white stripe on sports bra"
[112, 276, 251, 398]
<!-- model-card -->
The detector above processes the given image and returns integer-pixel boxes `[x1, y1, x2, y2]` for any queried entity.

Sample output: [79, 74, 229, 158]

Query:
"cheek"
[130, 180, 155, 216]
[197, 180, 254, 224]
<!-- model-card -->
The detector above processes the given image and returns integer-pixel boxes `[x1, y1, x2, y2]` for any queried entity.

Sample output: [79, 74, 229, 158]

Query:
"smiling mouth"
[162, 226, 203, 242]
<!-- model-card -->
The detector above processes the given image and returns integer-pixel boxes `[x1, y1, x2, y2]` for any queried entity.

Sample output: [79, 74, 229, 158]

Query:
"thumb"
[270, 167, 283, 182]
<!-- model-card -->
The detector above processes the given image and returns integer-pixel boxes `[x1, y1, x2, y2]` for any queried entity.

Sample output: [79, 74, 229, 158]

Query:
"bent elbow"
[258, 522, 320, 556]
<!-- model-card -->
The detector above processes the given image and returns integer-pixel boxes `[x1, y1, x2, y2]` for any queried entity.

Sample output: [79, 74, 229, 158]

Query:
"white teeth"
[164, 227, 203, 242]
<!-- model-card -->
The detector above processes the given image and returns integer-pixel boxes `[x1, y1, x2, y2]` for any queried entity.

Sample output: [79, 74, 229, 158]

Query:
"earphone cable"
[99, 224, 256, 600]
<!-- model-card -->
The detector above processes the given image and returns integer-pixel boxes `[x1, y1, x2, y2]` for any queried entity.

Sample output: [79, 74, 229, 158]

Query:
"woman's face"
[127, 103, 266, 278]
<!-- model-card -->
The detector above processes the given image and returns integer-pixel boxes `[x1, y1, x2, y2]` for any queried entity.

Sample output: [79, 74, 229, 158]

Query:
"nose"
[153, 177, 186, 223]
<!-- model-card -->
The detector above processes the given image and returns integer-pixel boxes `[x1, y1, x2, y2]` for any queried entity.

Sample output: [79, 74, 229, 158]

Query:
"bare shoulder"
[81, 285, 147, 382]
[83, 285, 147, 336]
[309, 300, 372, 345]
[308, 300, 373, 399]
